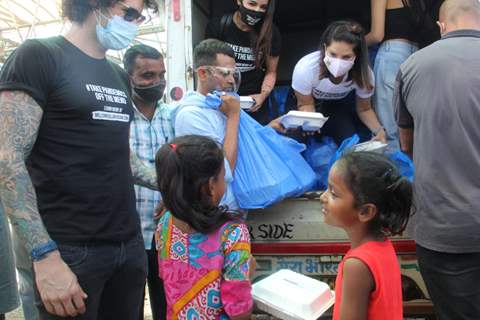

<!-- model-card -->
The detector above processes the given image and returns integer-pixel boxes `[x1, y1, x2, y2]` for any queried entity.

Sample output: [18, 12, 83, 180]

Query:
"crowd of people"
[0, 0, 479, 319]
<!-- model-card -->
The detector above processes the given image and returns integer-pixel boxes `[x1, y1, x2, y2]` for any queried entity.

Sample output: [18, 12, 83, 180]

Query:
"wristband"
[31, 240, 58, 261]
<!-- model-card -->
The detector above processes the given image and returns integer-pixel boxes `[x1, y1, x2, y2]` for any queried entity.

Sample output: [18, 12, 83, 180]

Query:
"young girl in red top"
[321, 151, 412, 320]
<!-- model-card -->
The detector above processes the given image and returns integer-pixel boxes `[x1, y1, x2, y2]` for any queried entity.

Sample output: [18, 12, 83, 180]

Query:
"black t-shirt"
[0, 36, 140, 244]
[205, 15, 282, 96]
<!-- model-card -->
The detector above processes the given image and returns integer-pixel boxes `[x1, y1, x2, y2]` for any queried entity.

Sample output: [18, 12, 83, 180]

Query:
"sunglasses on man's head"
[118, 2, 148, 23]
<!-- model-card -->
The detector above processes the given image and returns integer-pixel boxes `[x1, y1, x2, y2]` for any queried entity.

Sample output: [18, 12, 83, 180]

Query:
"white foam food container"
[240, 96, 256, 110]
[352, 140, 388, 153]
[280, 111, 329, 131]
[252, 269, 335, 320]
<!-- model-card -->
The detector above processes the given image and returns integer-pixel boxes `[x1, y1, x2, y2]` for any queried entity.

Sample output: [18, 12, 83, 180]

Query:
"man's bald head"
[438, 0, 480, 34]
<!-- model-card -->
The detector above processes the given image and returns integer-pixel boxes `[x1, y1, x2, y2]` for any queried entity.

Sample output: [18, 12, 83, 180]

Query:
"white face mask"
[323, 53, 355, 78]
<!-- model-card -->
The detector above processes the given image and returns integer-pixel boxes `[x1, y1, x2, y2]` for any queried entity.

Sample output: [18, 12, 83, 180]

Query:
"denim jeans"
[373, 40, 418, 151]
[417, 245, 480, 320]
[36, 234, 147, 320]
[0, 205, 19, 314]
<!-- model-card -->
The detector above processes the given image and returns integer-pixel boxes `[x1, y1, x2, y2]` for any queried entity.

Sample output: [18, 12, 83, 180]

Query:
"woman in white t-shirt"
[292, 20, 386, 145]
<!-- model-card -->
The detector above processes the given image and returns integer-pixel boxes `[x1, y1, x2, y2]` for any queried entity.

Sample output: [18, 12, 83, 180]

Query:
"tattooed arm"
[0, 91, 87, 317]
[130, 150, 158, 190]
[0, 90, 48, 254]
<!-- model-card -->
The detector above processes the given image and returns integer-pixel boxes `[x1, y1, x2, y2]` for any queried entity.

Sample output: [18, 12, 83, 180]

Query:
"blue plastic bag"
[304, 137, 338, 190]
[324, 134, 360, 183]
[206, 92, 316, 208]
[324, 133, 414, 183]
[387, 151, 414, 182]
[328, 134, 360, 167]
[258, 124, 316, 196]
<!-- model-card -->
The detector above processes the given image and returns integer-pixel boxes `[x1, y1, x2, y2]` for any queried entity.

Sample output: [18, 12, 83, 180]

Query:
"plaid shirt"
[129, 102, 174, 249]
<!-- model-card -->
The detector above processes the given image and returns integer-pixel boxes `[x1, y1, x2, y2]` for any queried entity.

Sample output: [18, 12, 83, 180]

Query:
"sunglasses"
[118, 2, 149, 23]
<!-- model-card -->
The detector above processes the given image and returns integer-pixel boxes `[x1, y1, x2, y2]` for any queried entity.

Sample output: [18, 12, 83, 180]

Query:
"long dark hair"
[155, 135, 233, 234]
[402, 0, 432, 26]
[239, 0, 276, 68]
[336, 152, 413, 237]
[402, 0, 442, 47]
[319, 20, 373, 91]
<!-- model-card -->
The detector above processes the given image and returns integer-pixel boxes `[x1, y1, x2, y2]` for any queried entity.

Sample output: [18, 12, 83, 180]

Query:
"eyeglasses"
[201, 66, 240, 78]
[197, 66, 242, 92]
[118, 2, 149, 23]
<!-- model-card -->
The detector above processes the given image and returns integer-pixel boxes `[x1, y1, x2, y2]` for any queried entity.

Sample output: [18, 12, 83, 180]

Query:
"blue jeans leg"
[98, 235, 147, 320]
[417, 245, 480, 320]
[373, 41, 418, 151]
[36, 234, 147, 320]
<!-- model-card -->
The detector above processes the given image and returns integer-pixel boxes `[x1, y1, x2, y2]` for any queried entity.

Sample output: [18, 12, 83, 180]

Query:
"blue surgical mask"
[95, 13, 138, 50]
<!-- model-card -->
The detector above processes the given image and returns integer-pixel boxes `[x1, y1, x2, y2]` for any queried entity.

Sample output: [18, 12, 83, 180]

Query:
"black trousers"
[315, 93, 371, 145]
[248, 99, 273, 126]
[286, 92, 370, 146]
[417, 245, 480, 320]
[138, 237, 167, 320]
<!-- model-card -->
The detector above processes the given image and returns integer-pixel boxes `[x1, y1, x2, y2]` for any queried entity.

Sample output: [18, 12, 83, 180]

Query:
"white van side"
[165, 1, 436, 317]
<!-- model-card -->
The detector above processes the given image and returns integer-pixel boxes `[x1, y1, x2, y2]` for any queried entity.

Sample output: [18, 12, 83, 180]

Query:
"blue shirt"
[173, 92, 239, 211]
[129, 101, 174, 249]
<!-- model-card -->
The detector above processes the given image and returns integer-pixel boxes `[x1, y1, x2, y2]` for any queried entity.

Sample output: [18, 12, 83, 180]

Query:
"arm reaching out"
[130, 150, 158, 190]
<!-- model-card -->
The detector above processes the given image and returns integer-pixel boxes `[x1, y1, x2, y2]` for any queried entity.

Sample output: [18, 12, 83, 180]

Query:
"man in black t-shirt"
[0, 0, 159, 319]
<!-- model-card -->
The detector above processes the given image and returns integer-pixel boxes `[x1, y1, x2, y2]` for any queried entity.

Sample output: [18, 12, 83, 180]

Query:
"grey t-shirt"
[395, 29, 480, 253]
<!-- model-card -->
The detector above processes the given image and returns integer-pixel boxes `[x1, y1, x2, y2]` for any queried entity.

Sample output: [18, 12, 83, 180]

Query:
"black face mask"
[239, 4, 266, 27]
[133, 81, 166, 103]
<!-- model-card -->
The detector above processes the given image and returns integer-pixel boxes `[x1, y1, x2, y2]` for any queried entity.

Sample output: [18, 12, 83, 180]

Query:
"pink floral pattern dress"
[156, 211, 253, 319]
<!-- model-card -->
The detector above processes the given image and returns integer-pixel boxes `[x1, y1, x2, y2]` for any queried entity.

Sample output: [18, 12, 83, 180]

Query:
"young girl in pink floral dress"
[155, 135, 253, 320]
